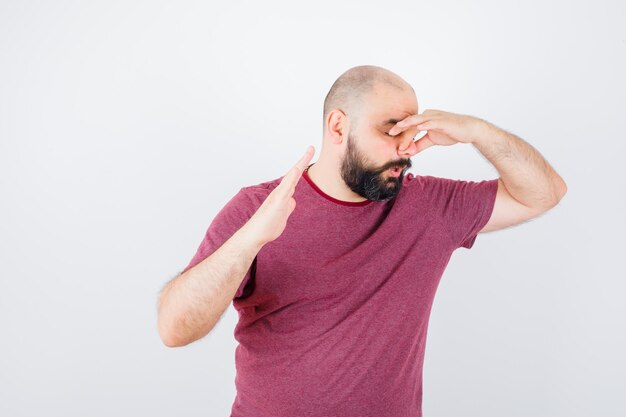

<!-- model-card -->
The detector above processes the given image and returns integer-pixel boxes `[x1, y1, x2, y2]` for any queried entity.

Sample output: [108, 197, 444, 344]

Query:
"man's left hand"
[387, 109, 489, 153]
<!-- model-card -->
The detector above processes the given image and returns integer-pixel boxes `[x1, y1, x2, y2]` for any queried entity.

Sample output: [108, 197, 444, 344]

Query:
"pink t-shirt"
[182, 166, 498, 417]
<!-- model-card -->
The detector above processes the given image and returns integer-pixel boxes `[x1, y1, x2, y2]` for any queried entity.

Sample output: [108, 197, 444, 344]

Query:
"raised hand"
[243, 145, 315, 246]
[387, 109, 489, 154]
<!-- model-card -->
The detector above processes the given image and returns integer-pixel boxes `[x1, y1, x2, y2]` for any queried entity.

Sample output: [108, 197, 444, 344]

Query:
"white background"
[1, 1, 624, 416]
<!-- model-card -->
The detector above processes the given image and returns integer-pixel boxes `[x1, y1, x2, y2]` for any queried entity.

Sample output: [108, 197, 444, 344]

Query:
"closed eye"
[385, 131, 405, 137]
[386, 131, 418, 140]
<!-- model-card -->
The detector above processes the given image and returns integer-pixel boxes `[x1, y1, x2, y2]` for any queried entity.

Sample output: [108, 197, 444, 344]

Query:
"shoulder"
[403, 172, 494, 193]
[235, 175, 282, 207]
[399, 172, 496, 213]
[401, 172, 450, 196]
[241, 176, 281, 193]
[402, 172, 432, 188]
[396, 172, 446, 217]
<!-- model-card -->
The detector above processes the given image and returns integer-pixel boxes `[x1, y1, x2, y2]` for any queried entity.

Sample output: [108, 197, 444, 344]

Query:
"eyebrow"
[381, 118, 402, 126]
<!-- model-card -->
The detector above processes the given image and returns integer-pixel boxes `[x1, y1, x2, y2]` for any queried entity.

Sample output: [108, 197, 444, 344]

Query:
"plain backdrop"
[1, 1, 624, 416]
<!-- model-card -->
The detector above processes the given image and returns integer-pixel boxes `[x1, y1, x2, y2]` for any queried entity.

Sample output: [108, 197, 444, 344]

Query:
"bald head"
[322, 65, 414, 131]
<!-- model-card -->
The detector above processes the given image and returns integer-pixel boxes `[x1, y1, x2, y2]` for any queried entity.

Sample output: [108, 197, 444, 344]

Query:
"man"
[157, 65, 567, 417]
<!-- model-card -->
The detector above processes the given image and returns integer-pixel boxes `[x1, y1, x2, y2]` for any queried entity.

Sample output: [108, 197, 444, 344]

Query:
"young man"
[158, 65, 567, 417]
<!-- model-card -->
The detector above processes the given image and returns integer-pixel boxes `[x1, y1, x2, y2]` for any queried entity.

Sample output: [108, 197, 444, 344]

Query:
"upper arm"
[479, 178, 551, 233]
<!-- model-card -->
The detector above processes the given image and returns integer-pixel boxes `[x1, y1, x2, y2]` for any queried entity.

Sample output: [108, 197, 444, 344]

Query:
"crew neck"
[302, 163, 372, 207]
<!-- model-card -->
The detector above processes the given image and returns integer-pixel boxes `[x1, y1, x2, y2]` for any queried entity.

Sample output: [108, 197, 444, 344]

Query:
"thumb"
[414, 133, 436, 154]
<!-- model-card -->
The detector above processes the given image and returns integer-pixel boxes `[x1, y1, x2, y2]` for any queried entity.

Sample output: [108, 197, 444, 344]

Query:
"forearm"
[158, 224, 264, 347]
[472, 120, 567, 209]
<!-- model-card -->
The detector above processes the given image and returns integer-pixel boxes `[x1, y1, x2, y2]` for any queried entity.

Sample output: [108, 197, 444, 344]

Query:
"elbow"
[555, 178, 568, 203]
[158, 323, 177, 347]
[158, 320, 182, 348]
[157, 287, 190, 348]
[161, 335, 186, 348]
[160, 335, 179, 348]
[158, 315, 212, 348]
[157, 309, 188, 348]
[544, 174, 567, 208]
[159, 323, 190, 348]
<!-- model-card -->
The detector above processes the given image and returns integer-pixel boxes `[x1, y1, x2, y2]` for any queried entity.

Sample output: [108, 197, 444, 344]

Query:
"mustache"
[380, 159, 412, 172]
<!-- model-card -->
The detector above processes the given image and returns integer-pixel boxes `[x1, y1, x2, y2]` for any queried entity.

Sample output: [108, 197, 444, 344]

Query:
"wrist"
[470, 119, 495, 146]
[237, 222, 267, 251]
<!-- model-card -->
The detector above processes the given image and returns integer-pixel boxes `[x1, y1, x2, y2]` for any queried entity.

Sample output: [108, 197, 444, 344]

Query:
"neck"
[306, 158, 368, 203]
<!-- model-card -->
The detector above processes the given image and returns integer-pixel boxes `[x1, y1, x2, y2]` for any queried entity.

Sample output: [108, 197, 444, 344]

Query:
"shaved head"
[322, 65, 414, 131]
[309, 65, 419, 202]
[312, 65, 419, 202]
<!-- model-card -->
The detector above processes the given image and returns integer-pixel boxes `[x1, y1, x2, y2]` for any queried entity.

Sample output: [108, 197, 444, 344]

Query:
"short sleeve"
[181, 188, 258, 300]
[433, 176, 499, 250]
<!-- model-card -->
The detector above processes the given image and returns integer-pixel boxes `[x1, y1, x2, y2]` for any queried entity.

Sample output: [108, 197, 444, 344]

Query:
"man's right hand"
[243, 145, 315, 247]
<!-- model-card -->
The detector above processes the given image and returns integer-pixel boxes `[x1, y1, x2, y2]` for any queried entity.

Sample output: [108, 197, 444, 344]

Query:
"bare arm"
[157, 145, 315, 348]
[387, 110, 567, 234]
[471, 121, 567, 210]
[157, 223, 264, 347]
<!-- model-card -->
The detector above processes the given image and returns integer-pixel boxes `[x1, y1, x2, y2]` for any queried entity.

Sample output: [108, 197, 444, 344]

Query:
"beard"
[340, 131, 412, 202]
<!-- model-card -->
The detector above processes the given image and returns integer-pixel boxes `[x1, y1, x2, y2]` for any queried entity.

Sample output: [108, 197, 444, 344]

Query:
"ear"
[327, 109, 349, 144]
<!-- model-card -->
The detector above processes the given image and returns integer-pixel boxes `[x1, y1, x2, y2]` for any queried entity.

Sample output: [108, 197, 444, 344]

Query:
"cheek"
[373, 142, 398, 168]
[365, 137, 387, 154]
[359, 133, 395, 167]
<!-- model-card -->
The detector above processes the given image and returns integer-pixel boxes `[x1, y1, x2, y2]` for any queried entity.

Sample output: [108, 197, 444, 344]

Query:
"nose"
[397, 133, 419, 158]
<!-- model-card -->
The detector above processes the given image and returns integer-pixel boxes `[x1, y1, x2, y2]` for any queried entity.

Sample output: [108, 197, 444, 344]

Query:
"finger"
[414, 134, 435, 153]
[276, 165, 299, 194]
[276, 146, 315, 196]
[287, 145, 315, 189]
[294, 145, 315, 174]
[388, 115, 429, 136]
[415, 120, 435, 131]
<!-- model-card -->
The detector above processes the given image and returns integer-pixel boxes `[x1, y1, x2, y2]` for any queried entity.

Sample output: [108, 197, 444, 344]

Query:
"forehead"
[364, 84, 418, 126]
[371, 110, 417, 129]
